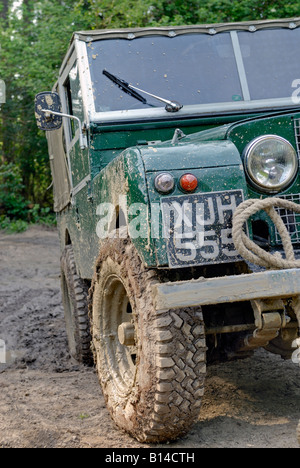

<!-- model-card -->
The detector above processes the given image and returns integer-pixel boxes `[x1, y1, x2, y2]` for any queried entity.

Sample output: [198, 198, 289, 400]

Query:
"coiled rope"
[232, 198, 300, 270]
[232, 197, 300, 329]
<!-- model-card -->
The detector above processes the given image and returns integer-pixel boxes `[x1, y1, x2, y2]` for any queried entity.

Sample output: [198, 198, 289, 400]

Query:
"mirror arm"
[41, 109, 88, 150]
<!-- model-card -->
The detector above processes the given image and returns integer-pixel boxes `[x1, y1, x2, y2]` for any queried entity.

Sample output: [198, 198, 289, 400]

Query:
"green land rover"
[35, 18, 300, 443]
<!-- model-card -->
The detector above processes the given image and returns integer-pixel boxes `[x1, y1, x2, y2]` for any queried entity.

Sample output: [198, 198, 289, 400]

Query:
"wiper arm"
[103, 70, 182, 113]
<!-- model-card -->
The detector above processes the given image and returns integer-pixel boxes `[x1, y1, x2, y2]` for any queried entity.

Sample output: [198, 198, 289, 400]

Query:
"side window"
[64, 62, 84, 140]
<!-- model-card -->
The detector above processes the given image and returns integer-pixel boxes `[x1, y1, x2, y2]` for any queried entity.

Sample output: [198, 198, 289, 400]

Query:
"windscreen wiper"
[103, 70, 149, 106]
[103, 70, 183, 113]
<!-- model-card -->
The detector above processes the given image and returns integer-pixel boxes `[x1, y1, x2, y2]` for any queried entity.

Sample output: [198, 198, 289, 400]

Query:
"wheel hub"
[118, 322, 135, 346]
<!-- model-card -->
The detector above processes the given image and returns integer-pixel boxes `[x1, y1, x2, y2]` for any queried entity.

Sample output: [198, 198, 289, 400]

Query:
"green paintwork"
[88, 115, 252, 179]
[56, 108, 300, 279]
[41, 24, 300, 280]
[140, 140, 242, 172]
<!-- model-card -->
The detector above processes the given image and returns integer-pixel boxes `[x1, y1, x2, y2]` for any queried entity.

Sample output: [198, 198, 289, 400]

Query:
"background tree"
[0, 0, 300, 228]
[0, 0, 90, 219]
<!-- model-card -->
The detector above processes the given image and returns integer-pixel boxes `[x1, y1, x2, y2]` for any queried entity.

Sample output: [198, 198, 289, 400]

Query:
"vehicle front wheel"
[89, 236, 207, 443]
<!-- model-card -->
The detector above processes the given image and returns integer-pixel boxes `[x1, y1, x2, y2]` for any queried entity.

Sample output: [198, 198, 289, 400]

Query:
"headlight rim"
[244, 134, 298, 194]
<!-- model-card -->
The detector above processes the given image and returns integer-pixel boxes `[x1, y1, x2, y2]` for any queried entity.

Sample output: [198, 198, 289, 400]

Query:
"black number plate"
[161, 190, 244, 268]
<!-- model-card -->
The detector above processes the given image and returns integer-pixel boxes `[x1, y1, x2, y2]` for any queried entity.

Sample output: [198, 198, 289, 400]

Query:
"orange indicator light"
[180, 173, 198, 192]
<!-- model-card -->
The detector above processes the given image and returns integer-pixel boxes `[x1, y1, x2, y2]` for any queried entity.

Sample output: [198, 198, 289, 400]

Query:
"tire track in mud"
[0, 227, 144, 448]
[0, 288, 68, 367]
[0, 228, 72, 371]
[0, 226, 299, 448]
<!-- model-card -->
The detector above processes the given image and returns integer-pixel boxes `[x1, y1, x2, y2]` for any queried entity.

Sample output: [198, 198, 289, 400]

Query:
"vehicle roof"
[73, 17, 300, 42]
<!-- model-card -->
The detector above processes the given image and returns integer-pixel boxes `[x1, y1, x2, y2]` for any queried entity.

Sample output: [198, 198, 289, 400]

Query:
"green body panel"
[227, 113, 299, 156]
[73, 115, 245, 277]
[140, 139, 241, 172]
[88, 114, 256, 178]
[69, 146, 90, 188]
[57, 187, 97, 278]
[55, 109, 300, 279]
[148, 165, 248, 266]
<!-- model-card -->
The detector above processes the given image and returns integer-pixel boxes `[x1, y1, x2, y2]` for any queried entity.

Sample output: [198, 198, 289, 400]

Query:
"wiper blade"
[103, 70, 182, 112]
[103, 70, 149, 105]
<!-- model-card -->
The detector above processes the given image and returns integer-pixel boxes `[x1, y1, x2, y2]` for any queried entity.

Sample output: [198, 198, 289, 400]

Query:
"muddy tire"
[89, 236, 207, 443]
[60, 246, 92, 365]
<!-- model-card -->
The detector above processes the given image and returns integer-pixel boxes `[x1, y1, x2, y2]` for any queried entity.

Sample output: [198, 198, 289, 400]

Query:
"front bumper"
[152, 268, 300, 314]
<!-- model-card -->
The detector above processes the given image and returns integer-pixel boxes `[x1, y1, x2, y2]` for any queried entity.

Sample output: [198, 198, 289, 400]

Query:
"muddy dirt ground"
[0, 226, 299, 448]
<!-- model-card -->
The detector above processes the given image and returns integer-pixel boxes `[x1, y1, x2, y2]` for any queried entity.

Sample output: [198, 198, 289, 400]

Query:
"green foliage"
[0, 216, 28, 233]
[196, 0, 300, 24]
[0, 163, 56, 232]
[0, 0, 90, 222]
[0, 0, 300, 233]
[74, 0, 153, 28]
[28, 204, 56, 226]
[73, 0, 300, 28]
[0, 163, 28, 219]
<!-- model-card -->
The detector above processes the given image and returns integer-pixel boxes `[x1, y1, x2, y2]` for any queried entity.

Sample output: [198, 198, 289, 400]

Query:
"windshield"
[239, 29, 300, 100]
[87, 28, 300, 113]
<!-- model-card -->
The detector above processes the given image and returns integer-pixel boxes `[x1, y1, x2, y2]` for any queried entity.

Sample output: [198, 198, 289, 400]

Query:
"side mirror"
[35, 91, 88, 149]
[35, 92, 63, 131]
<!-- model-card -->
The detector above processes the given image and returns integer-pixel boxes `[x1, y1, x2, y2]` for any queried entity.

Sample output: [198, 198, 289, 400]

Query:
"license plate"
[161, 190, 244, 268]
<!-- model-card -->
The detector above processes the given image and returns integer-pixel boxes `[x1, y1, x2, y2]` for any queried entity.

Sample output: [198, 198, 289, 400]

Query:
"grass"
[0, 213, 57, 234]
[0, 204, 57, 234]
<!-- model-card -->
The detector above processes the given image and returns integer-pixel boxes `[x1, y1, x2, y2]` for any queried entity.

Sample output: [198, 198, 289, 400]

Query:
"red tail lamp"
[180, 173, 198, 192]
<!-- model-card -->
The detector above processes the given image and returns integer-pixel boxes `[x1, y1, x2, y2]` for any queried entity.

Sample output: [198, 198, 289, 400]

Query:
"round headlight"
[154, 172, 175, 193]
[245, 135, 298, 193]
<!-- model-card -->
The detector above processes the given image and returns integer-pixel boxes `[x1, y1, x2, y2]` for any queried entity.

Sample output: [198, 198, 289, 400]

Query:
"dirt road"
[0, 226, 299, 448]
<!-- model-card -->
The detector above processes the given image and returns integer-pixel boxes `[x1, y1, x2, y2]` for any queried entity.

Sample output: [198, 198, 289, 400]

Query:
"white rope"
[232, 198, 300, 270]
[232, 197, 300, 328]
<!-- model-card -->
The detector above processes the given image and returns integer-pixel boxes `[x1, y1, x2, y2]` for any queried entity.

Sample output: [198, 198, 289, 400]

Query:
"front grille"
[275, 119, 300, 244]
[294, 118, 300, 159]
[275, 193, 300, 244]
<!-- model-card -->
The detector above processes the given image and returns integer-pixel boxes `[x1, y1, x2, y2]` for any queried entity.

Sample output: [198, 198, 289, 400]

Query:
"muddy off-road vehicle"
[35, 18, 300, 443]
